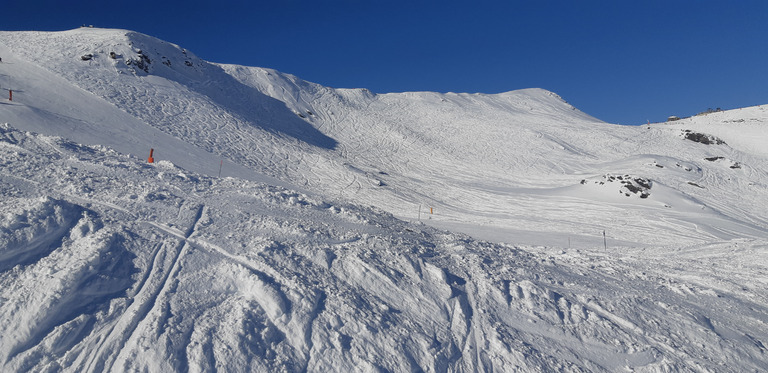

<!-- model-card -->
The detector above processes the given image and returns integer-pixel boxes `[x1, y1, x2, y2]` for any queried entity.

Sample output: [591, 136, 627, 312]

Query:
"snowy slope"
[3, 28, 767, 250]
[221, 65, 768, 248]
[1, 28, 768, 372]
[1, 124, 767, 372]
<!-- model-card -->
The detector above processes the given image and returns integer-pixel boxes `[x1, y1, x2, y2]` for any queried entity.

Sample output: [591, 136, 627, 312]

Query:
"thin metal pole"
[418, 204, 421, 221]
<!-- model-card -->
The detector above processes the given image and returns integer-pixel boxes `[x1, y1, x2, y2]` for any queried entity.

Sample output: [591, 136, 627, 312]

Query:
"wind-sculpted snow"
[0, 197, 83, 271]
[0, 125, 766, 372]
[1, 28, 768, 371]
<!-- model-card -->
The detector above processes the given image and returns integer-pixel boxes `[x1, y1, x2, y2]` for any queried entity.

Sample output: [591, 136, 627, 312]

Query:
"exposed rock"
[584, 174, 653, 198]
[683, 130, 726, 145]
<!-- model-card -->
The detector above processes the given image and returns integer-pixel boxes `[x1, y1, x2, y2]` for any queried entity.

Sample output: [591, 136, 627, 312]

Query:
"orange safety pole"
[148, 148, 155, 163]
[8, 90, 11, 101]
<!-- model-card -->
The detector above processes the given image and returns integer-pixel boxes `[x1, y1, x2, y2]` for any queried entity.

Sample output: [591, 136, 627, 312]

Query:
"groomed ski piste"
[0, 28, 766, 372]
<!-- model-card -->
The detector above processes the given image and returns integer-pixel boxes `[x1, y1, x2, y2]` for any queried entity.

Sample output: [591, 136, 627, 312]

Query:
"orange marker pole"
[8, 90, 12, 101]
[148, 148, 155, 163]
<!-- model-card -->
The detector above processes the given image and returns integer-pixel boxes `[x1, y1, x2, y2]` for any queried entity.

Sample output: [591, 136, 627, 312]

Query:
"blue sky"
[5, 0, 768, 124]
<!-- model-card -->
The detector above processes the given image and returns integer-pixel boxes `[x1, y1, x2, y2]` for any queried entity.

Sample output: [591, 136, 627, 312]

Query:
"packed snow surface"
[0, 28, 767, 372]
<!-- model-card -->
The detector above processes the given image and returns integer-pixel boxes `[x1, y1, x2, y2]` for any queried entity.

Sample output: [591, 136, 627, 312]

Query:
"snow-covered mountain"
[1, 28, 767, 372]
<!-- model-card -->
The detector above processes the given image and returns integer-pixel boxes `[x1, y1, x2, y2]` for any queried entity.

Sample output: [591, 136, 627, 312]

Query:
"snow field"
[0, 28, 767, 371]
[3, 29, 767, 249]
[1, 126, 765, 371]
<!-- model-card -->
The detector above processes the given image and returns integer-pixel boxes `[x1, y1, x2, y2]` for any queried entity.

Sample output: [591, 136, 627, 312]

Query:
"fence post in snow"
[603, 230, 607, 251]
[8, 90, 11, 101]
[218, 160, 223, 177]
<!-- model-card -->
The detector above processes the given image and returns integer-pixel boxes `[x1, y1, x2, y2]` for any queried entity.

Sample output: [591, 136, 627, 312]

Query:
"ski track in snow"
[81, 204, 205, 373]
[0, 28, 767, 372]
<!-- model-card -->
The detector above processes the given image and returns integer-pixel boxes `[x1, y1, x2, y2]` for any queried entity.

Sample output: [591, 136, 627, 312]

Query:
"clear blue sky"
[5, 0, 768, 124]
